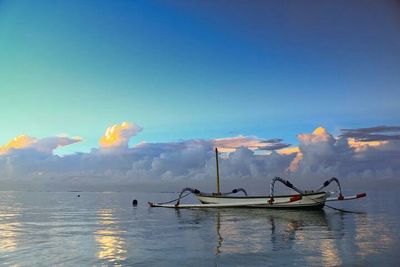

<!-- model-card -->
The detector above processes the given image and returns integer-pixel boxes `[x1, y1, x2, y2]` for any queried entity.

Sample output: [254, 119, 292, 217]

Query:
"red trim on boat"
[290, 195, 302, 202]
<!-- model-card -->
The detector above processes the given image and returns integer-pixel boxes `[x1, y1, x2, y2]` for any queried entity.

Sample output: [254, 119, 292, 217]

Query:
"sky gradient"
[1, 0, 399, 153]
[0, 1, 400, 191]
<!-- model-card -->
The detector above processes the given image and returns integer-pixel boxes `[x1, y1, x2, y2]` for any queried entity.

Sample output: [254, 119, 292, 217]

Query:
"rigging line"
[157, 192, 191, 205]
[324, 203, 365, 214]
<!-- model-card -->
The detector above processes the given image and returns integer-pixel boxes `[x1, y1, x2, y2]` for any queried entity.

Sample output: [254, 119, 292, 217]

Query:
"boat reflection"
[174, 208, 346, 266]
[215, 211, 223, 255]
[95, 209, 127, 265]
[268, 210, 330, 250]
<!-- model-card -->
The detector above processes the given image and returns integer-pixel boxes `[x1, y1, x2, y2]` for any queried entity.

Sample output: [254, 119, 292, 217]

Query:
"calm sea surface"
[0, 189, 398, 266]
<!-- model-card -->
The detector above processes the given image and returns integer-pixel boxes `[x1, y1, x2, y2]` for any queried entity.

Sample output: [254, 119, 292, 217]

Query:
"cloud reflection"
[320, 239, 342, 266]
[354, 214, 393, 257]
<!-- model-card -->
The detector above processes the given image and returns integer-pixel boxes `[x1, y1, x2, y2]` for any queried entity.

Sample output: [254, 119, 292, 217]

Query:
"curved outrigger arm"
[316, 177, 344, 200]
[269, 177, 304, 204]
[326, 192, 366, 202]
[316, 177, 367, 202]
[175, 187, 201, 206]
[224, 188, 248, 196]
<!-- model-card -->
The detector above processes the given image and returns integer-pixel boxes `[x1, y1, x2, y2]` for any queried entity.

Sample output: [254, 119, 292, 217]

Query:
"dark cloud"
[340, 126, 400, 141]
[342, 126, 400, 133]
[263, 138, 283, 143]
[258, 142, 291, 151]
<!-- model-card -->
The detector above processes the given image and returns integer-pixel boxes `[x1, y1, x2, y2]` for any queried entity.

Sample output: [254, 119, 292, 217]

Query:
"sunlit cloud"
[288, 152, 303, 173]
[99, 122, 142, 150]
[280, 127, 337, 174]
[213, 135, 290, 153]
[298, 126, 333, 144]
[0, 135, 82, 154]
[277, 146, 302, 172]
[277, 146, 300, 155]
[288, 126, 400, 181]
[0, 135, 36, 154]
[347, 138, 388, 152]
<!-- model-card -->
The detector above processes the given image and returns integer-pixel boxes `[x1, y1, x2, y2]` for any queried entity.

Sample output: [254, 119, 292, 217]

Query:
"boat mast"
[215, 147, 221, 195]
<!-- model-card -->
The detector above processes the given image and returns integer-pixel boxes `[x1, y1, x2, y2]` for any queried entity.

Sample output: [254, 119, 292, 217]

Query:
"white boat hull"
[194, 192, 327, 209]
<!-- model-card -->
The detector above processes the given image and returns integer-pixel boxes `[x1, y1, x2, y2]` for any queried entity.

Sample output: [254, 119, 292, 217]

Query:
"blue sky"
[1, 0, 399, 153]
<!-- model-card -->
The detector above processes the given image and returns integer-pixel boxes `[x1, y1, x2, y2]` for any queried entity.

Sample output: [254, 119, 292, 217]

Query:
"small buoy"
[77, 194, 80, 197]
[132, 199, 138, 206]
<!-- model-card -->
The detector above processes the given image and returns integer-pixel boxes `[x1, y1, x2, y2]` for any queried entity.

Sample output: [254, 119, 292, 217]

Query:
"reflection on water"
[215, 211, 223, 255]
[269, 210, 329, 251]
[320, 239, 342, 266]
[95, 209, 127, 265]
[0, 191, 398, 266]
[174, 207, 397, 266]
[0, 212, 21, 253]
[215, 210, 268, 254]
[355, 213, 393, 258]
[212, 209, 334, 257]
[0, 195, 21, 254]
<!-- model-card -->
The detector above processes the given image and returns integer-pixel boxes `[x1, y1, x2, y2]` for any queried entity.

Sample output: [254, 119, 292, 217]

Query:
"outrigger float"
[148, 148, 366, 209]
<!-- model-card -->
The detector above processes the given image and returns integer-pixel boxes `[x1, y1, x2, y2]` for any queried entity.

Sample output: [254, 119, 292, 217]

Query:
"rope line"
[157, 192, 191, 205]
[323, 203, 364, 214]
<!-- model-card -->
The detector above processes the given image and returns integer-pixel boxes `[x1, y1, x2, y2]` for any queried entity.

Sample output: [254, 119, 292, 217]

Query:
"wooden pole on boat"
[215, 147, 221, 195]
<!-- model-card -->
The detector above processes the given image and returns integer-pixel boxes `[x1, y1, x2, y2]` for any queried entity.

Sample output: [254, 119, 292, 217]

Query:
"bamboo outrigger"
[148, 148, 366, 209]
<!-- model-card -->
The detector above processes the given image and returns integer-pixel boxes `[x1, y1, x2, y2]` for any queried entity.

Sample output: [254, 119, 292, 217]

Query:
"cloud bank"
[0, 122, 399, 192]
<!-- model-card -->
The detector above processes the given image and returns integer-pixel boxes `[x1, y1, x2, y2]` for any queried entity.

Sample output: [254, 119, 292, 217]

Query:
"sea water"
[0, 190, 398, 266]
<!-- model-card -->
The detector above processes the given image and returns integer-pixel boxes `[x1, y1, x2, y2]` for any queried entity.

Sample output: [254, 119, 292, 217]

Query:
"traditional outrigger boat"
[148, 148, 366, 209]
